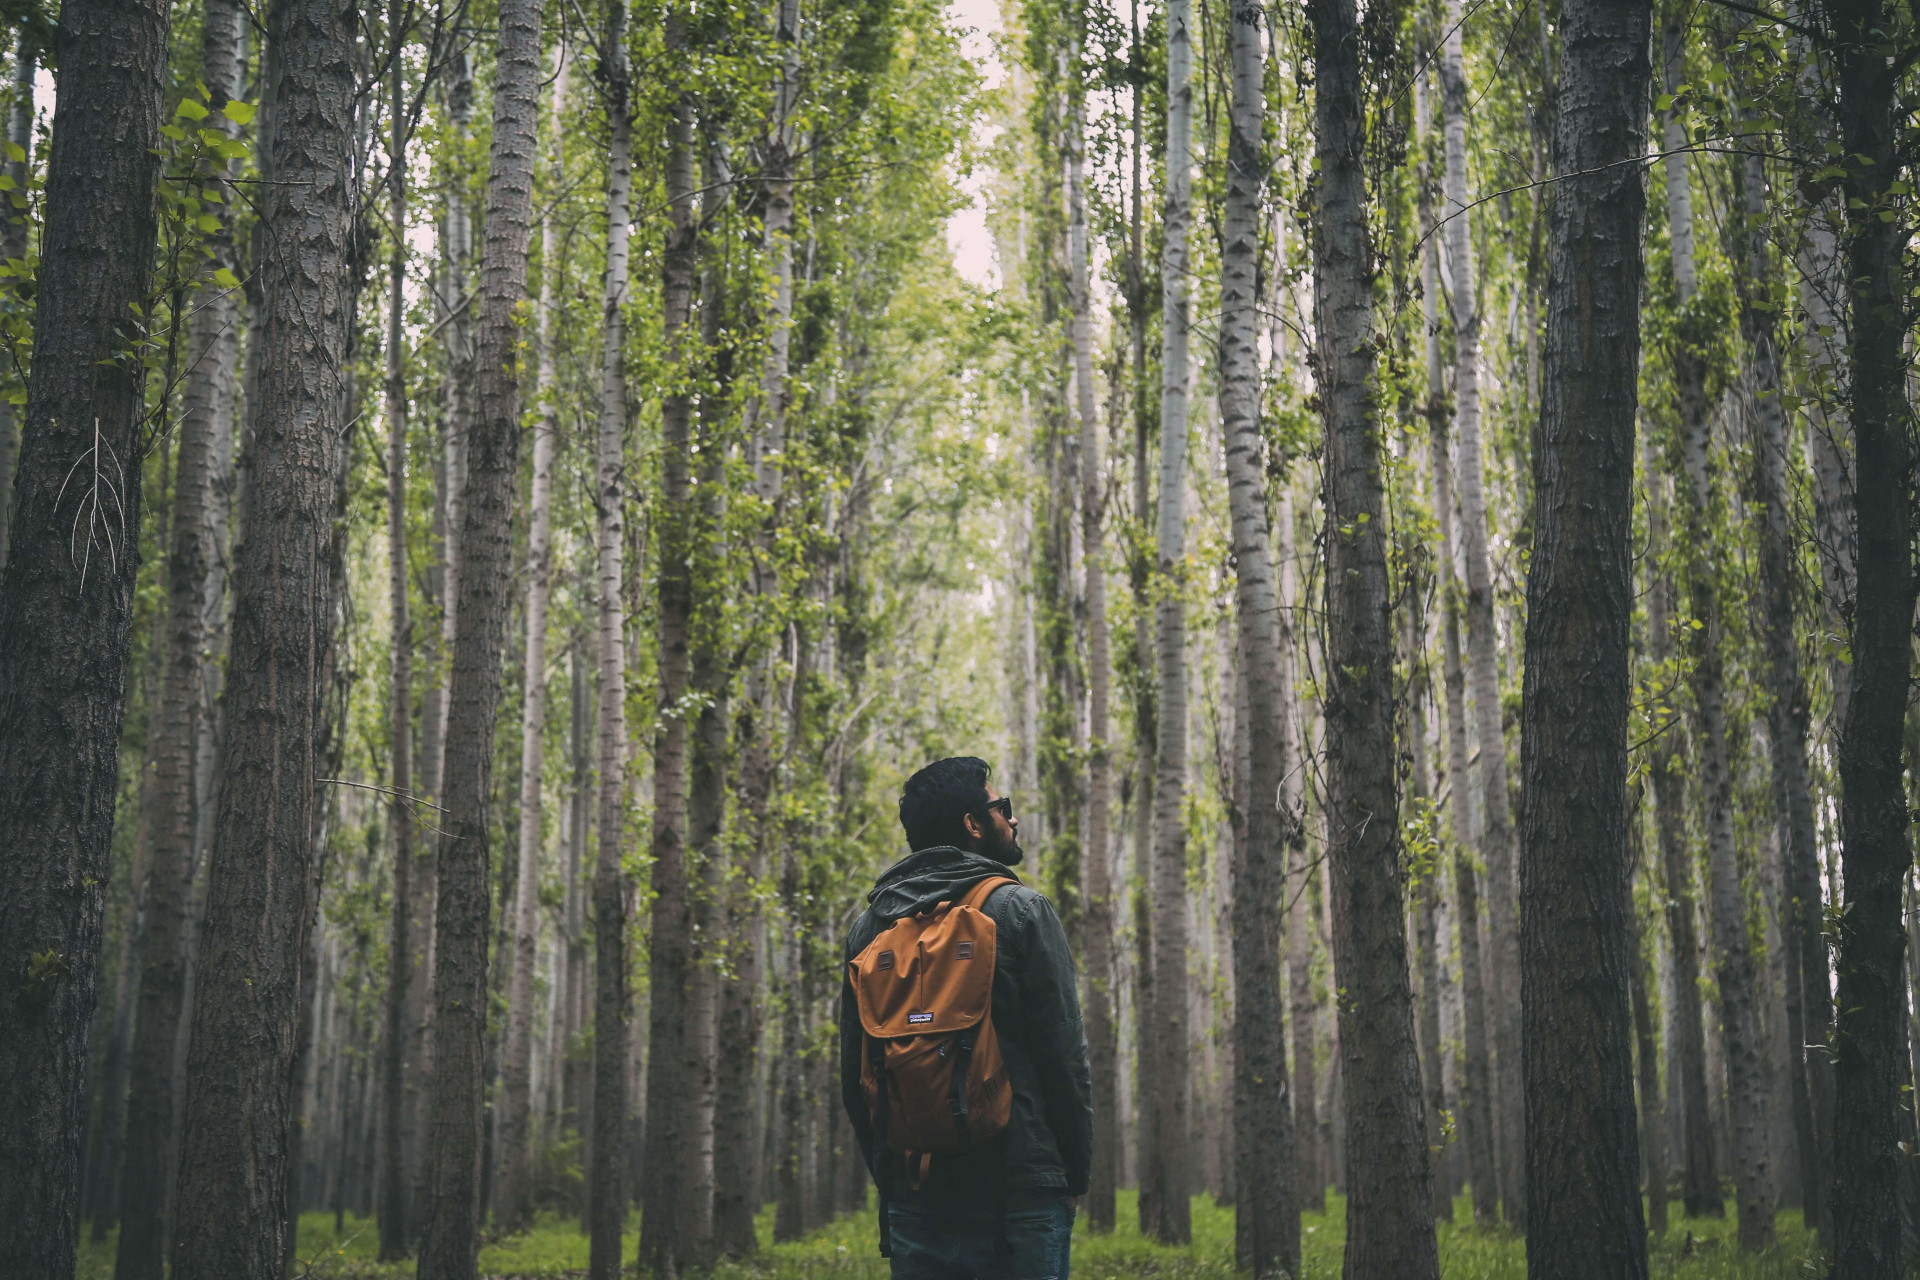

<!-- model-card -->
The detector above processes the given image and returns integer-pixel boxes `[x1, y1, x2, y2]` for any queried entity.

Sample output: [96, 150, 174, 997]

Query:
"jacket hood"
[865, 846, 1017, 922]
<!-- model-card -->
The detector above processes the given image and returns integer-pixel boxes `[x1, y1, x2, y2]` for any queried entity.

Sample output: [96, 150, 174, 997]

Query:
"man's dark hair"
[899, 756, 993, 852]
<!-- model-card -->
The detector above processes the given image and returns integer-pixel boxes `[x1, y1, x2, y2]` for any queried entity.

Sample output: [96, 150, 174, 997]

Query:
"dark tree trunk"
[378, 3, 413, 1256]
[112, 6, 243, 1276]
[1826, 0, 1914, 1267]
[0, 0, 169, 1270]
[642, 17, 699, 1272]
[168, 0, 356, 1270]
[1220, 6, 1295, 1271]
[1307, 0, 1437, 1270]
[417, 0, 541, 1270]
[1628, 844, 1668, 1236]
[1515, 0, 1653, 1272]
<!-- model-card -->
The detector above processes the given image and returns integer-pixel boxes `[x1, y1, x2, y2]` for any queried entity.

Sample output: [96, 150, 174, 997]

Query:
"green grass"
[76, 1189, 1820, 1278]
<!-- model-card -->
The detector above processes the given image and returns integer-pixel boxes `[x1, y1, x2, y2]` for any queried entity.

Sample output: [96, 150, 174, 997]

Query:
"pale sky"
[945, 0, 1003, 292]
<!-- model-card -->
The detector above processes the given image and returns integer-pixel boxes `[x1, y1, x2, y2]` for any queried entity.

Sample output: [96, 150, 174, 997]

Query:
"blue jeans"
[886, 1195, 1076, 1280]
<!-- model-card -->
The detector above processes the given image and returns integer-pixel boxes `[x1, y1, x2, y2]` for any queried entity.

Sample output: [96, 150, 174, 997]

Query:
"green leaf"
[195, 213, 221, 234]
[212, 266, 241, 290]
[176, 97, 210, 121]
[159, 124, 186, 142]
[3, 142, 23, 163]
[223, 99, 258, 126]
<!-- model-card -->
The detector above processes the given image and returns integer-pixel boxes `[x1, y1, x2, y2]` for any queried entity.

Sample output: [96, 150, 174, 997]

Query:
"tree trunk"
[1065, 37, 1119, 1241]
[1124, 1, 1158, 1223]
[168, 0, 355, 1270]
[1437, 5, 1524, 1225]
[587, 17, 632, 1278]
[1640, 433, 1718, 1218]
[1741, 133, 1829, 1255]
[641, 17, 699, 1270]
[1827, 0, 1913, 1265]
[0, 36, 33, 575]
[418, 0, 541, 1268]
[1422, 131, 1499, 1230]
[112, 6, 244, 1275]
[378, 7, 415, 1257]
[0, 0, 168, 1269]
[1309, 0, 1438, 1270]
[494, 42, 569, 1238]
[1219, 7, 1295, 1271]
[1145, 0, 1193, 1244]
[1629, 846, 1669, 1236]
[1516, 0, 1653, 1269]
[1279, 488, 1320, 1216]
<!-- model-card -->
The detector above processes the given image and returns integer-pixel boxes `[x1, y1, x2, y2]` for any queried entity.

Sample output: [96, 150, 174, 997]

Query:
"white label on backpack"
[908, 1012, 933, 1024]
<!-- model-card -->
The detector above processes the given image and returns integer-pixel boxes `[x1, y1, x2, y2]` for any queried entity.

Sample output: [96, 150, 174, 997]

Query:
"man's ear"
[960, 811, 984, 843]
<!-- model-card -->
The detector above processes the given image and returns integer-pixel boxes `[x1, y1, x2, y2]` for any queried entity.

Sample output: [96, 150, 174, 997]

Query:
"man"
[841, 756, 1093, 1280]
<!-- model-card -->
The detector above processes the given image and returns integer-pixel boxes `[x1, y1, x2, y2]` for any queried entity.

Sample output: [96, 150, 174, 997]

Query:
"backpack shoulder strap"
[956, 874, 1018, 914]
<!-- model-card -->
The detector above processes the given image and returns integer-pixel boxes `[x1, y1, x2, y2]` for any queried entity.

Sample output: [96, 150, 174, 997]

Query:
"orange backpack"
[851, 874, 1017, 1177]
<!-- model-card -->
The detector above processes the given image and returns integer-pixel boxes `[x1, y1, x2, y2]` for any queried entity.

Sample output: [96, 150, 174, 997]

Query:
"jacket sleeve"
[1012, 890, 1095, 1196]
[840, 944, 878, 1180]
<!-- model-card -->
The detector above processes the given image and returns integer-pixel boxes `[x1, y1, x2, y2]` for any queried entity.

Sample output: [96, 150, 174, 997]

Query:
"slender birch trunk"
[587, 10, 631, 1276]
[1628, 852, 1669, 1235]
[378, 9, 415, 1256]
[1437, 5, 1524, 1224]
[418, 0, 542, 1267]
[1067, 37, 1118, 1242]
[1147, 0, 1193, 1242]
[1124, 0, 1158, 1224]
[1517, 0, 1654, 1266]
[1641, 432, 1719, 1216]
[1280, 486, 1321, 1214]
[494, 44, 569, 1236]
[1219, 6, 1293, 1269]
[1660, 26, 1772, 1239]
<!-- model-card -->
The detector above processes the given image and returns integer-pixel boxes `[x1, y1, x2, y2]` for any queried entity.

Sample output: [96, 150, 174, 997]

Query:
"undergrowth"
[77, 1188, 1820, 1278]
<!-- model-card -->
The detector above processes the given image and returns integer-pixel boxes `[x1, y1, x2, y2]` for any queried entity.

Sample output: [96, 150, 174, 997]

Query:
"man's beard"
[983, 831, 1025, 867]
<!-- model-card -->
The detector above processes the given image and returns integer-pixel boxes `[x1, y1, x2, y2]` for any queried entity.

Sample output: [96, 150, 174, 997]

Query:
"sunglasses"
[980, 796, 1014, 822]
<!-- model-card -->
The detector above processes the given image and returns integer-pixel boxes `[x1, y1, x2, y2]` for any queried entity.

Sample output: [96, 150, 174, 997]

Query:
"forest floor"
[77, 1189, 1817, 1278]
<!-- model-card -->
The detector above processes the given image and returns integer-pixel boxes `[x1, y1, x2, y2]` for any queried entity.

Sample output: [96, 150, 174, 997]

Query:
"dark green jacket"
[839, 846, 1094, 1206]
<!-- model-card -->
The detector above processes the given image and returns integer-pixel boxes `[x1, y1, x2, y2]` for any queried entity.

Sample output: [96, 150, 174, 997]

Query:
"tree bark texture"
[168, 0, 355, 1269]
[1516, 0, 1653, 1272]
[1279, 488, 1321, 1217]
[418, 0, 541, 1269]
[1308, 0, 1439, 1271]
[495, 43, 570, 1238]
[378, 12, 414, 1257]
[588, 17, 631, 1276]
[0, 0, 168, 1270]
[1220, 7, 1295, 1272]
[1826, 0, 1914, 1267]
[111, 6, 244, 1275]
[1067, 47, 1119, 1243]
[1148, 0, 1193, 1242]
[1628, 854, 1668, 1236]
[1438, 3, 1524, 1227]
